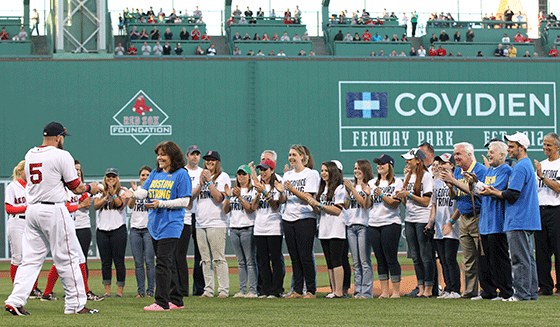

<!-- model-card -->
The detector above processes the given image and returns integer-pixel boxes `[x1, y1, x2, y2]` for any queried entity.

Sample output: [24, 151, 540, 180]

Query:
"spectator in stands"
[294, 6, 302, 24]
[232, 5, 241, 17]
[191, 26, 201, 40]
[514, 32, 524, 43]
[477, 51, 484, 57]
[550, 45, 559, 57]
[196, 17, 205, 24]
[409, 47, 417, 56]
[11, 34, 19, 41]
[533, 52, 539, 57]
[257, 8, 264, 17]
[281, 32, 290, 41]
[362, 9, 369, 19]
[253, 33, 260, 40]
[334, 30, 344, 41]
[163, 41, 171, 55]
[153, 41, 163, 55]
[402, 13, 408, 35]
[233, 46, 241, 55]
[226, 16, 236, 26]
[382, 35, 389, 41]
[148, 15, 157, 23]
[362, 30, 372, 41]
[516, 11, 524, 28]
[193, 6, 202, 19]
[353, 33, 361, 41]
[439, 30, 449, 42]
[115, 43, 125, 56]
[195, 45, 204, 55]
[437, 45, 447, 56]
[146, 7, 154, 17]
[239, 17, 248, 25]
[207, 44, 217, 56]
[247, 50, 254, 56]
[118, 13, 124, 35]
[494, 44, 504, 57]
[401, 34, 408, 42]
[270, 9, 277, 19]
[158, 13, 165, 23]
[302, 32, 310, 41]
[523, 35, 533, 43]
[130, 26, 140, 40]
[373, 33, 381, 41]
[429, 33, 438, 44]
[411, 11, 418, 37]
[370, 51, 376, 56]
[31, 8, 40, 36]
[453, 31, 460, 42]
[141, 42, 151, 56]
[293, 34, 302, 41]
[502, 33, 510, 43]
[343, 33, 353, 42]
[232, 32, 241, 41]
[457, 52, 462, 57]
[272, 33, 280, 41]
[150, 26, 160, 40]
[277, 50, 286, 56]
[284, 17, 294, 24]
[245, 7, 253, 18]
[555, 35, 560, 44]
[268, 50, 275, 56]
[418, 45, 426, 57]
[201, 32, 210, 41]
[509, 44, 517, 57]
[139, 28, 148, 40]
[298, 49, 306, 56]
[399, 51, 406, 56]
[128, 44, 137, 55]
[503, 46, 509, 57]
[504, 6, 514, 28]
[262, 33, 270, 41]
[428, 45, 438, 56]
[357, 18, 365, 25]
[180, 28, 189, 40]
[378, 49, 385, 56]
[17, 27, 27, 41]
[375, 17, 384, 25]
[391, 34, 399, 42]
[164, 28, 173, 40]
[249, 17, 257, 25]
[466, 28, 474, 42]
[243, 33, 251, 40]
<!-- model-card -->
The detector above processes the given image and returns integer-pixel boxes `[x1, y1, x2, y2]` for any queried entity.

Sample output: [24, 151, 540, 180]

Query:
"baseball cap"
[484, 137, 506, 148]
[187, 145, 201, 155]
[105, 168, 119, 176]
[203, 150, 221, 162]
[373, 154, 395, 166]
[434, 153, 455, 165]
[504, 132, 530, 149]
[331, 160, 343, 171]
[237, 164, 251, 175]
[401, 148, 426, 161]
[256, 159, 276, 171]
[43, 121, 71, 137]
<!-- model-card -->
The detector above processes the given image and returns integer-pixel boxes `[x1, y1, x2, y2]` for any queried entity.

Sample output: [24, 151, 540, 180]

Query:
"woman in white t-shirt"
[251, 158, 285, 298]
[343, 159, 374, 298]
[277, 145, 320, 298]
[94, 168, 128, 298]
[308, 162, 346, 298]
[128, 165, 155, 298]
[366, 155, 403, 298]
[396, 148, 434, 298]
[191, 150, 231, 298]
[428, 154, 461, 299]
[224, 164, 257, 298]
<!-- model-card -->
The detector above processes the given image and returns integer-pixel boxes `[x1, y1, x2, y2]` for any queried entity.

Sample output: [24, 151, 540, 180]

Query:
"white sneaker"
[470, 296, 484, 300]
[490, 296, 504, 301]
[446, 292, 461, 299]
[437, 291, 450, 299]
[245, 293, 258, 298]
[283, 291, 293, 298]
[325, 293, 335, 299]
[267, 295, 278, 299]
[503, 296, 520, 301]
[233, 292, 246, 298]
[258, 295, 267, 299]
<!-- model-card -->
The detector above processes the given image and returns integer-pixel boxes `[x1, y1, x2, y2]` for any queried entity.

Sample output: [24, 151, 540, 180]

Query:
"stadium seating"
[128, 40, 211, 56]
[423, 20, 529, 44]
[0, 40, 33, 56]
[325, 25, 406, 44]
[333, 41, 412, 56]
[126, 23, 207, 40]
[227, 24, 307, 42]
[431, 41, 535, 57]
[231, 40, 312, 56]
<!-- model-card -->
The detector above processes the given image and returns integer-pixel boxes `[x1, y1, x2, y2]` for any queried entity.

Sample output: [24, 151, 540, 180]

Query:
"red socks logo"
[132, 95, 153, 116]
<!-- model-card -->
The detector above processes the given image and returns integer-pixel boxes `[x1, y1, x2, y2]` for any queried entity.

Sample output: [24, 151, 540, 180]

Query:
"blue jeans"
[231, 227, 257, 294]
[130, 227, 155, 295]
[506, 230, 539, 300]
[405, 222, 434, 286]
[347, 224, 373, 298]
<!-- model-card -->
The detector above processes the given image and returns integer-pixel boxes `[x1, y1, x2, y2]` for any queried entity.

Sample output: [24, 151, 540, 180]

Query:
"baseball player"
[5, 160, 43, 298]
[5, 122, 101, 315]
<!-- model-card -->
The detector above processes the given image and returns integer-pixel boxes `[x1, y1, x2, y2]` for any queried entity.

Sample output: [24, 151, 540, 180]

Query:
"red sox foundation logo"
[110, 90, 172, 145]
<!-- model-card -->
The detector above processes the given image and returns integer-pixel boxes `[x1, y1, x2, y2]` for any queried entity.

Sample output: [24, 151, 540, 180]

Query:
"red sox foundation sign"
[110, 90, 172, 145]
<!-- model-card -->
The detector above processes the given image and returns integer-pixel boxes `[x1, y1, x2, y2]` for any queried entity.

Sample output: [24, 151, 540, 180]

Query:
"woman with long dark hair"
[125, 141, 192, 311]
[396, 148, 434, 298]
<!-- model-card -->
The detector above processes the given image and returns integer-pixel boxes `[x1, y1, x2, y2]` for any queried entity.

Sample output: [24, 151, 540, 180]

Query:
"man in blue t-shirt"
[480, 132, 541, 301]
[441, 142, 487, 299]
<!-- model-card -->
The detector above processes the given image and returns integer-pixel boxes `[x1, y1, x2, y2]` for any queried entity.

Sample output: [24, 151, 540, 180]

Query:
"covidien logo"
[346, 92, 388, 118]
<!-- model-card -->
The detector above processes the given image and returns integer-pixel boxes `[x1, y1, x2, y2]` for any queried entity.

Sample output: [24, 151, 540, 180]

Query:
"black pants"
[321, 238, 345, 269]
[175, 224, 191, 297]
[368, 224, 402, 282]
[479, 233, 513, 299]
[76, 227, 92, 277]
[255, 235, 285, 296]
[342, 238, 351, 292]
[97, 225, 127, 285]
[191, 214, 205, 295]
[535, 205, 560, 293]
[283, 218, 316, 294]
[152, 237, 183, 308]
[434, 238, 461, 293]
[411, 22, 417, 37]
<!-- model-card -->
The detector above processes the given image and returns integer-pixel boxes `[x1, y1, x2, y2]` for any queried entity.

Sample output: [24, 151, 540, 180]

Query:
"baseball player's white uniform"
[5, 179, 27, 267]
[5, 146, 88, 314]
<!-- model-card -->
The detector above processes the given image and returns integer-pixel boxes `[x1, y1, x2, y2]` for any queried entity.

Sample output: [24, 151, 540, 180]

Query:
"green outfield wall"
[0, 58, 558, 259]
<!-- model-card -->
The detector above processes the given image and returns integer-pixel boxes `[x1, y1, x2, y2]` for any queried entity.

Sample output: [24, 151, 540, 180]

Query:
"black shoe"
[77, 307, 99, 314]
[537, 289, 553, 296]
[404, 288, 420, 297]
[29, 288, 43, 299]
[5, 304, 30, 316]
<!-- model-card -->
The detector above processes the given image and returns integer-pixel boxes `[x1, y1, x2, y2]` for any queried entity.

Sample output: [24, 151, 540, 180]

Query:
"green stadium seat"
[333, 41, 412, 56]
[325, 25, 407, 44]
[232, 40, 312, 56]
[0, 40, 33, 56]
[228, 24, 308, 42]
[128, 40, 211, 56]
[431, 41, 535, 57]
[424, 20, 528, 44]
[127, 23, 207, 41]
